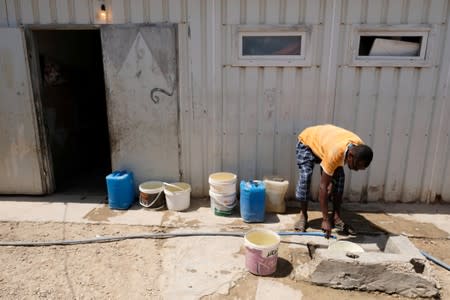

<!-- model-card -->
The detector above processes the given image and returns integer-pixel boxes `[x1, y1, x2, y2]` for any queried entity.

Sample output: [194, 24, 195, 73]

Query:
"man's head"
[347, 145, 373, 171]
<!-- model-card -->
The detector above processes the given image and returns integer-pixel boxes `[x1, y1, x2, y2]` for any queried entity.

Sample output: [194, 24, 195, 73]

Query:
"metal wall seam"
[423, 3, 450, 203]
[55, 0, 69, 24]
[5, 1, 17, 28]
[0, 0, 8, 25]
[185, 0, 207, 195]
[319, 0, 341, 124]
[177, 23, 192, 190]
[204, 0, 223, 195]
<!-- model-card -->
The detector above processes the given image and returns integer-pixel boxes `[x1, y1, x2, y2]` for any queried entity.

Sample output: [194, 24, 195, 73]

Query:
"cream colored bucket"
[164, 182, 191, 211]
[263, 176, 289, 213]
[208, 172, 237, 194]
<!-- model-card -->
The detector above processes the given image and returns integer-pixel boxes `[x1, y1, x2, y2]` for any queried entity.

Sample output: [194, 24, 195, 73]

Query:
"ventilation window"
[359, 36, 422, 57]
[241, 34, 302, 57]
[231, 25, 312, 67]
[351, 26, 431, 67]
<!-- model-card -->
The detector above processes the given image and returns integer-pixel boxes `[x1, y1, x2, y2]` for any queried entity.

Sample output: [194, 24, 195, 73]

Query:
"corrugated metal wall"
[1, 0, 449, 202]
[335, 0, 450, 203]
[2, 0, 188, 25]
[220, 1, 326, 202]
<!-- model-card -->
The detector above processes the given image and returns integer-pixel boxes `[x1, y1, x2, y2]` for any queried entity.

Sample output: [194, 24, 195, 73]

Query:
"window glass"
[358, 36, 422, 57]
[242, 36, 302, 56]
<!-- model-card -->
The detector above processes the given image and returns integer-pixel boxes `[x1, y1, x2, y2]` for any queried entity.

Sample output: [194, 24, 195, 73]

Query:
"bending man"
[294, 124, 373, 238]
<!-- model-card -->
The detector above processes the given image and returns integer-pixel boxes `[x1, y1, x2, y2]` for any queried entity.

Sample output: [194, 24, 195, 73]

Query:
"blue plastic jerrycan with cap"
[240, 180, 266, 223]
[106, 170, 135, 209]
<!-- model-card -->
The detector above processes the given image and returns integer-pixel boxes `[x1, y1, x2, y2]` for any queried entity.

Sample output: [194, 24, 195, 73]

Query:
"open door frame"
[23, 28, 55, 194]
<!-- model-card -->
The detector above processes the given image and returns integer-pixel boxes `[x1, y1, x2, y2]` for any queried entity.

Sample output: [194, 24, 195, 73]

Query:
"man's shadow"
[307, 208, 390, 250]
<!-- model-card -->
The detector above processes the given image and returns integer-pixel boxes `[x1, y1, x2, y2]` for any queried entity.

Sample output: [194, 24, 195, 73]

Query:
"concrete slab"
[158, 228, 245, 299]
[0, 200, 101, 223]
[255, 278, 303, 299]
[384, 235, 423, 258]
[295, 234, 439, 298]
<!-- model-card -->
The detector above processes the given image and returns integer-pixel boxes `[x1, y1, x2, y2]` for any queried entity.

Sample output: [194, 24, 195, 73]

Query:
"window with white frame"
[351, 26, 431, 67]
[232, 25, 311, 67]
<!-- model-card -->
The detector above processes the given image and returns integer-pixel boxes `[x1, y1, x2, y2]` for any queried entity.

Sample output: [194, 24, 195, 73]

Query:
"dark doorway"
[34, 29, 111, 194]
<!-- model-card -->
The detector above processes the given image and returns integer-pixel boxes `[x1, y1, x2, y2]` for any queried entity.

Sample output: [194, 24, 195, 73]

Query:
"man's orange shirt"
[298, 124, 364, 176]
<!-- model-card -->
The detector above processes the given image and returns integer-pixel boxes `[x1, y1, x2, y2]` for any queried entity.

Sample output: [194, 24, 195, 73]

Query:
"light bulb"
[99, 4, 107, 21]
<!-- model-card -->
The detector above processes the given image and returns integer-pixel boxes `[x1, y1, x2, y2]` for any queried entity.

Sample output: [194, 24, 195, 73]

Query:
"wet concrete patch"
[83, 205, 125, 222]
[161, 211, 174, 225]
[185, 219, 201, 227]
[162, 212, 202, 228]
[360, 212, 449, 239]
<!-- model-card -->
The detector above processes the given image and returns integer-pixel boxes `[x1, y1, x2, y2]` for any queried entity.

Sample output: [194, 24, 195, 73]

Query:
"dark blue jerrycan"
[239, 180, 266, 223]
[106, 170, 135, 209]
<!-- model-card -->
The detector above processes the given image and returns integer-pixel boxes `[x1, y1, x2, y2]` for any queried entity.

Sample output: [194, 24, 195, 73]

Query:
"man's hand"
[321, 219, 332, 239]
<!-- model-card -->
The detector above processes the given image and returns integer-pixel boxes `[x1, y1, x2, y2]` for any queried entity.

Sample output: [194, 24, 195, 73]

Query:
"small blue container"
[106, 170, 135, 210]
[240, 180, 266, 223]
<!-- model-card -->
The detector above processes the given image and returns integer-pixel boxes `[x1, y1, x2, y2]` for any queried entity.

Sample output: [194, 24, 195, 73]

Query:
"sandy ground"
[0, 203, 449, 299]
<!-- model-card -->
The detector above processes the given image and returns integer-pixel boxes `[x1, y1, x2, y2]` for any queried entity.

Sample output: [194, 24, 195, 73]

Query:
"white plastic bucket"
[244, 229, 280, 276]
[139, 181, 165, 209]
[208, 172, 237, 194]
[263, 176, 289, 213]
[209, 189, 236, 215]
[164, 182, 191, 211]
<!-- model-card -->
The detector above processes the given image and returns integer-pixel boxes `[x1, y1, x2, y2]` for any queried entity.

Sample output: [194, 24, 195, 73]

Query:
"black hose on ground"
[0, 231, 333, 247]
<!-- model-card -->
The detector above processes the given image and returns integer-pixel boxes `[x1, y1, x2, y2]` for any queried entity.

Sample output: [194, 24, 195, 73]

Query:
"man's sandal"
[294, 216, 308, 232]
[333, 219, 356, 235]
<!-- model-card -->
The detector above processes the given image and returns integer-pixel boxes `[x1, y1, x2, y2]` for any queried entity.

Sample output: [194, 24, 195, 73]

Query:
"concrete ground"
[0, 193, 449, 299]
